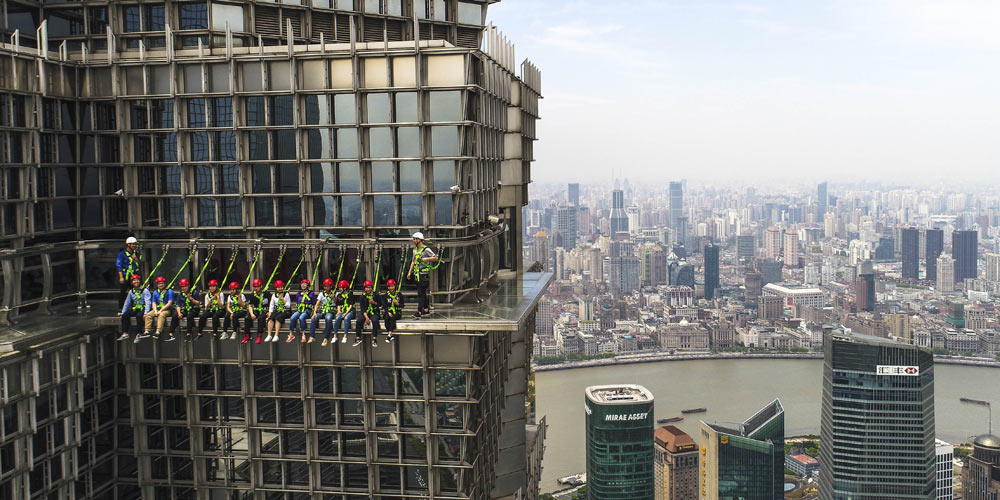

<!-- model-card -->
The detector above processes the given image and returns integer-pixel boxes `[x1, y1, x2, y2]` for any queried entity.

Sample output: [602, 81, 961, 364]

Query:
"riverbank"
[532, 350, 1000, 372]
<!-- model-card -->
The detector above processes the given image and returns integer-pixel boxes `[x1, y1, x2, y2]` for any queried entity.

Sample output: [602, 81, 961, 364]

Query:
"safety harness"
[153, 288, 170, 309]
[179, 290, 198, 314]
[363, 292, 378, 315]
[412, 244, 440, 281]
[252, 291, 266, 314]
[297, 291, 314, 313]
[335, 290, 351, 314]
[207, 291, 222, 312]
[130, 288, 144, 311]
[228, 293, 244, 312]
[273, 292, 289, 313]
[319, 291, 337, 314]
[386, 290, 400, 316]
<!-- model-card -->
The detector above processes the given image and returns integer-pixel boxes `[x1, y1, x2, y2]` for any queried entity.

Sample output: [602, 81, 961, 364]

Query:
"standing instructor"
[406, 232, 438, 319]
[116, 236, 141, 307]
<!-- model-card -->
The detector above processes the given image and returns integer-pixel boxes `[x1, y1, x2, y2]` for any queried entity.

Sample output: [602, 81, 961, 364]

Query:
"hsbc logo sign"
[876, 365, 920, 376]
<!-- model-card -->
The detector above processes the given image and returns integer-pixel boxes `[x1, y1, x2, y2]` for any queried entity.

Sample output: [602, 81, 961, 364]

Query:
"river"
[535, 358, 999, 493]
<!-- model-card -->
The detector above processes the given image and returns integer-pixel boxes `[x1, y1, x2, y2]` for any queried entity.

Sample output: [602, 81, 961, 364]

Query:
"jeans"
[121, 309, 144, 334]
[289, 310, 312, 332]
[309, 312, 335, 339]
[333, 311, 354, 338]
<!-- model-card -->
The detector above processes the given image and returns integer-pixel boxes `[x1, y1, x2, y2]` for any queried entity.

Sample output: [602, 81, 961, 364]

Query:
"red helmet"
[386, 279, 396, 287]
[208, 279, 219, 287]
[338, 280, 349, 288]
[228, 281, 239, 290]
[274, 280, 285, 288]
[178, 278, 190, 287]
[363, 280, 373, 288]
[155, 276, 166, 283]
[252, 278, 262, 287]
[301, 279, 310, 285]
[323, 278, 334, 286]
[130, 274, 141, 282]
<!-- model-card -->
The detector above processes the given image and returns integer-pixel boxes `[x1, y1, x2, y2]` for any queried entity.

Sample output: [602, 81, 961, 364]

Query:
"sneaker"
[255, 336, 262, 344]
[285, 333, 295, 343]
[229, 332, 237, 340]
[241, 335, 250, 344]
[341, 336, 348, 343]
[301, 334, 307, 343]
[386, 334, 395, 343]
[165, 336, 176, 342]
[264, 334, 272, 342]
[153, 331, 161, 339]
[139, 331, 151, 339]
[133, 335, 142, 344]
[185, 334, 192, 342]
[352, 338, 363, 347]
[321, 338, 329, 347]
[412, 312, 422, 319]
[307, 337, 315, 344]
[118, 333, 129, 341]
[371, 338, 378, 347]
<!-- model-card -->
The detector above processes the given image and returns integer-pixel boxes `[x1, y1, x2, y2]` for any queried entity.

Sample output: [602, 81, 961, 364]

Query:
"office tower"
[640, 244, 668, 287]
[817, 181, 828, 221]
[926, 229, 944, 281]
[590, 247, 604, 282]
[953, 230, 979, 282]
[532, 230, 550, 271]
[937, 254, 956, 293]
[764, 227, 783, 260]
[935, 439, 954, 500]
[819, 332, 936, 500]
[699, 399, 785, 500]
[705, 243, 720, 300]
[610, 188, 629, 236]
[554, 204, 578, 250]
[902, 227, 920, 279]
[756, 259, 783, 285]
[580, 297, 595, 321]
[986, 253, 1000, 282]
[670, 262, 695, 289]
[745, 271, 763, 301]
[568, 183, 580, 206]
[626, 205, 641, 234]
[737, 234, 755, 263]
[675, 216, 689, 249]
[964, 434, 1000, 500]
[537, 297, 554, 335]
[758, 295, 784, 321]
[585, 385, 655, 500]
[0, 2, 547, 498]
[855, 271, 876, 312]
[783, 230, 799, 268]
[669, 181, 684, 241]
[654, 425, 698, 500]
[876, 236, 896, 261]
[609, 255, 642, 294]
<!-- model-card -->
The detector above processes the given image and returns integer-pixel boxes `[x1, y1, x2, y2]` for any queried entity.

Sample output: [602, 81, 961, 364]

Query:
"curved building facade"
[584, 384, 654, 500]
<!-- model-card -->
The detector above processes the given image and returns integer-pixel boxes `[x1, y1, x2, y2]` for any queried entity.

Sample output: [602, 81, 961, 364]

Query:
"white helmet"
[412, 231, 424, 240]
[126, 236, 138, 244]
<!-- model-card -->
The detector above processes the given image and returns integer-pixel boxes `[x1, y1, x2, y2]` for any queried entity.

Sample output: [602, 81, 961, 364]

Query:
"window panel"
[333, 94, 356, 125]
[397, 126, 419, 157]
[401, 195, 421, 225]
[430, 126, 459, 157]
[211, 3, 244, 31]
[369, 127, 392, 158]
[429, 91, 462, 122]
[434, 194, 452, 225]
[336, 128, 358, 159]
[398, 161, 420, 192]
[366, 93, 390, 123]
[179, 2, 208, 30]
[395, 92, 418, 122]
[371, 162, 393, 192]
[373, 195, 394, 226]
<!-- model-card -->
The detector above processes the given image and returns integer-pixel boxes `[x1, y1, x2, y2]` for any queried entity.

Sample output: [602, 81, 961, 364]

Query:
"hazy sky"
[486, 0, 1000, 185]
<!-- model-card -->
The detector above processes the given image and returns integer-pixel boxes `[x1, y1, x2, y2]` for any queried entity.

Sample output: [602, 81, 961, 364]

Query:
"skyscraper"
[585, 385, 655, 500]
[817, 181, 828, 222]
[783, 229, 800, 268]
[855, 271, 876, 312]
[669, 181, 684, 244]
[699, 399, 785, 500]
[568, 183, 580, 206]
[764, 227, 783, 260]
[654, 425, 699, 500]
[964, 434, 1000, 500]
[819, 332, 936, 500]
[610, 188, 630, 236]
[737, 235, 755, 263]
[705, 243, 720, 300]
[0, 2, 547, 498]
[925, 229, 944, 281]
[953, 230, 979, 282]
[936, 439, 954, 500]
[938, 253, 956, 293]
[554, 204, 579, 250]
[902, 227, 920, 279]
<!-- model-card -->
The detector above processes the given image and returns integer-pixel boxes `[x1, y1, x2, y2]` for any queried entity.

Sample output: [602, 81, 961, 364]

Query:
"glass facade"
[584, 385, 655, 500]
[699, 399, 784, 500]
[819, 333, 936, 500]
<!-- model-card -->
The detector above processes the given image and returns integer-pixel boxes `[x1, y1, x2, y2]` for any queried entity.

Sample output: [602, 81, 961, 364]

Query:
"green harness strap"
[191, 248, 216, 289]
[263, 251, 286, 291]
[219, 251, 240, 289]
[310, 251, 323, 291]
[372, 247, 383, 292]
[166, 252, 194, 289]
[141, 248, 170, 289]
[240, 250, 262, 295]
[285, 252, 306, 284]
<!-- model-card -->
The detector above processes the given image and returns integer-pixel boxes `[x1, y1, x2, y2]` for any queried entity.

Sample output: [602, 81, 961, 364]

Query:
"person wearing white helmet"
[406, 231, 438, 318]
[116, 236, 141, 308]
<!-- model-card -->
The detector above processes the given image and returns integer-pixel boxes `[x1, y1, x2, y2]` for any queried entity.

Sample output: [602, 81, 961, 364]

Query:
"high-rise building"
[532, 230, 550, 271]
[765, 227, 783, 260]
[626, 205, 641, 235]
[935, 439, 954, 500]
[855, 272, 876, 312]
[0, 2, 547, 498]
[554, 204, 579, 250]
[654, 425, 699, 500]
[698, 399, 785, 500]
[568, 183, 580, 206]
[937, 254, 956, 293]
[737, 234, 755, 263]
[705, 243, 720, 300]
[756, 259, 784, 285]
[926, 229, 945, 281]
[610, 255, 642, 294]
[640, 244, 668, 287]
[819, 332, 936, 500]
[953, 230, 979, 282]
[783, 230, 800, 268]
[585, 385, 655, 500]
[986, 253, 1000, 282]
[817, 181, 828, 222]
[902, 227, 920, 279]
[669, 182, 684, 244]
[745, 271, 763, 302]
[610, 186, 629, 236]
[758, 295, 784, 321]
[964, 434, 1000, 500]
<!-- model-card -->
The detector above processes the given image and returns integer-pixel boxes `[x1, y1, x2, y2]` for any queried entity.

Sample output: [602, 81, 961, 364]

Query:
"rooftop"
[789, 454, 818, 465]
[585, 384, 654, 405]
[655, 425, 697, 452]
[764, 282, 823, 294]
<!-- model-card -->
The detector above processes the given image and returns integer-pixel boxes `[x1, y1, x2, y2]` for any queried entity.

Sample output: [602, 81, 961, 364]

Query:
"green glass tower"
[699, 399, 785, 500]
[585, 384, 655, 500]
[819, 332, 936, 499]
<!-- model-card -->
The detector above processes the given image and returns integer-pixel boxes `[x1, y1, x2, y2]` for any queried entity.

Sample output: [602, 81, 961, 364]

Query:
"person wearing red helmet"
[196, 279, 225, 338]
[353, 279, 384, 347]
[265, 280, 292, 342]
[145, 276, 176, 341]
[172, 277, 201, 340]
[381, 278, 404, 343]
[288, 279, 317, 343]
[332, 279, 354, 344]
[222, 281, 247, 341]
[309, 278, 337, 345]
[118, 274, 151, 343]
[244, 278, 269, 344]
